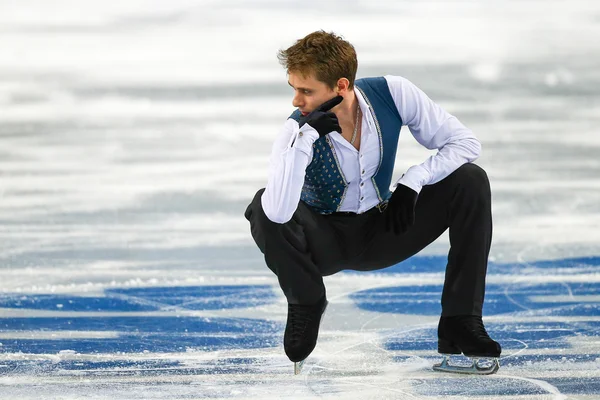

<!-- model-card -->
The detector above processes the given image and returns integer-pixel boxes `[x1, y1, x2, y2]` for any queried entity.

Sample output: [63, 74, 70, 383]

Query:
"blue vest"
[289, 77, 402, 214]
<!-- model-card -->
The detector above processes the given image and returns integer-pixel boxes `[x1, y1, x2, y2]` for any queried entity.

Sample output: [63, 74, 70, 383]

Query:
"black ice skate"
[433, 315, 501, 375]
[284, 295, 328, 375]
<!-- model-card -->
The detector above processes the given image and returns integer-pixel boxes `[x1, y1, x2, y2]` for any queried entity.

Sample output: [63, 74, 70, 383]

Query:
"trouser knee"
[244, 188, 267, 222]
[452, 163, 491, 201]
[245, 188, 283, 254]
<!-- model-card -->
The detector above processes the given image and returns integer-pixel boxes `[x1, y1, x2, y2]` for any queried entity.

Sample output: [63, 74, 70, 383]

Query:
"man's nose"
[292, 93, 303, 108]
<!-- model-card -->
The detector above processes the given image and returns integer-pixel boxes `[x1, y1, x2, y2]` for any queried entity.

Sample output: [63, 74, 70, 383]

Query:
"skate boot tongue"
[288, 305, 315, 340]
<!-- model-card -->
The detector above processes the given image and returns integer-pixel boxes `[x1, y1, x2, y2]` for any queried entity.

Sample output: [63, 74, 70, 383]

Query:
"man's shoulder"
[357, 75, 407, 86]
[356, 76, 402, 121]
[356, 76, 386, 86]
[355, 76, 401, 92]
[355, 76, 397, 99]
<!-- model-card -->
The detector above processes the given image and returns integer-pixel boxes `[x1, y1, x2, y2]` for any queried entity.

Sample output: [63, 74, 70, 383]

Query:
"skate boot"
[284, 295, 328, 375]
[433, 315, 501, 375]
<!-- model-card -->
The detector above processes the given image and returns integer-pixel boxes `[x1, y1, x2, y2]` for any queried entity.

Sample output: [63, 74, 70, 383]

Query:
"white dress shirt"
[261, 75, 481, 224]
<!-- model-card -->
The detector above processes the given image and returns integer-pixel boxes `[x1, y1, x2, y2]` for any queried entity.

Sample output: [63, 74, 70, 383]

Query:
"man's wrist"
[292, 124, 320, 155]
[396, 165, 428, 194]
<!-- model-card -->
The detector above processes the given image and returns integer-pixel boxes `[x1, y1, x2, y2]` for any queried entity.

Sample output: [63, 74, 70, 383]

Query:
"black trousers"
[244, 163, 492, 317]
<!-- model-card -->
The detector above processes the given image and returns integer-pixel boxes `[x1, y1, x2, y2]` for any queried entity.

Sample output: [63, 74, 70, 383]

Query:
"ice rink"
[1, 1, 600, 399]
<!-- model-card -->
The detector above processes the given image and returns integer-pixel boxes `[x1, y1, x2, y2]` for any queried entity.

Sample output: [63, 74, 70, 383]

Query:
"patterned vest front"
[289, 77, 403, 214]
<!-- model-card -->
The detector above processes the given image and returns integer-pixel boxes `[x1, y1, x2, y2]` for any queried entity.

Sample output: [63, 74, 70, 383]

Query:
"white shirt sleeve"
[384, 75, 481, 193]
[260, 118, 320, 223]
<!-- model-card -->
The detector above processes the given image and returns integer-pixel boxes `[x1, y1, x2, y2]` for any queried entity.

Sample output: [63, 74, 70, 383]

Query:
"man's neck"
[334, 89, 358, 126]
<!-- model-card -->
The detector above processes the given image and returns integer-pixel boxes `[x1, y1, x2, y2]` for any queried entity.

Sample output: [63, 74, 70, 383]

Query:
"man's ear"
[335, 78, 350, 94]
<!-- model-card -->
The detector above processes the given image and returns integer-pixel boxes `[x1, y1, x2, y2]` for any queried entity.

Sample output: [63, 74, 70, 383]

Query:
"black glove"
[385, 184, 418, 235]
[298, 95, 343, 137]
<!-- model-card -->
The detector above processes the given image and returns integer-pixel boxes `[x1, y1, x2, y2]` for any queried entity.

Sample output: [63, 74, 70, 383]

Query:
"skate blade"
[433, 355, 500, 375]
[294, 360, 305, 375]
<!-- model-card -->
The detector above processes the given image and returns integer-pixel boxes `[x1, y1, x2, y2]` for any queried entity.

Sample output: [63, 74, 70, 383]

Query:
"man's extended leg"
[354, 163, 493, 317]
[354, 163, 500, 362]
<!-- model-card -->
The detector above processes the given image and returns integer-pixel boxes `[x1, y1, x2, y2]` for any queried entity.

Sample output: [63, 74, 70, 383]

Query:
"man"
[244, 30, 501, 374]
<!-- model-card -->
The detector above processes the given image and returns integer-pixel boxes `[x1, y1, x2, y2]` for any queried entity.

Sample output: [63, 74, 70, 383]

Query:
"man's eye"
[303, 90, 311, 95]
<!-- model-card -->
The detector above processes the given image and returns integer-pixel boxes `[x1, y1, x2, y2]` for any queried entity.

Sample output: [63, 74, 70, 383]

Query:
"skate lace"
[467, 317, 490, 339]
[288, 305, 314, 339]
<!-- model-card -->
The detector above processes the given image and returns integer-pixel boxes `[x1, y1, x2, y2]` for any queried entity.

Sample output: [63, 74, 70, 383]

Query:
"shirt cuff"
[291, 124, 320, 156]
[395, 165, 430, 194]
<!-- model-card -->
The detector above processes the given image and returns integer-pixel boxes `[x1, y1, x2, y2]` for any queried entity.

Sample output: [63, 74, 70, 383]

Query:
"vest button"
[299, 132, 303, 137]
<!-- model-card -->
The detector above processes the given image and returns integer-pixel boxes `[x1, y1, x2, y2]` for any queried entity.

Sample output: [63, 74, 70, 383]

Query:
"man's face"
[288, 71, 338, 116]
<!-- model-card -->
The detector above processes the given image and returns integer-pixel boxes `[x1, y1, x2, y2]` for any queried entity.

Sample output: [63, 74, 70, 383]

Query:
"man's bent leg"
[435, 163, 500, 361]
[244, 188, 342, 305]
[439, 164, 492, 317]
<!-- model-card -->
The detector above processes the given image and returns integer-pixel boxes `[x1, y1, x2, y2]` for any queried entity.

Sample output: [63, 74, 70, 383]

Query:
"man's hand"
[298, 95, 343, 137]
[385, 184, 418, 235]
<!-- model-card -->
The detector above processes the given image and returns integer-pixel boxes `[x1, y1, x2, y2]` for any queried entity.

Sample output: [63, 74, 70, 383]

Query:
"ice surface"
[1, 0, 600, 398]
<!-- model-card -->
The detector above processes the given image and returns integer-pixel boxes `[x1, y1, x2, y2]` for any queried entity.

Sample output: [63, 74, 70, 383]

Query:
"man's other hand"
[385, 184, 418, 235]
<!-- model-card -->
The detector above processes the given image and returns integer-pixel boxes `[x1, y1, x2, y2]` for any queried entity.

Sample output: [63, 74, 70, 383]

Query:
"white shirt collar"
[354, 86, 370, 112]
[355, 86, 374, 129]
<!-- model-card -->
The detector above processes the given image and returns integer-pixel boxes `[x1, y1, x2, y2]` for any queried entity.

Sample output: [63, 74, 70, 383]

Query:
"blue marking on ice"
[0, 285, 280, 354]
[0, 285, 276, 311]
[0, 316, 281, 353]
[349, 255, 600, 316]
[0, 256, 598, 381]
[545, 378, 600, 395]
[385, 321, 600, 352]
[0, 294, 156, 312]
[0, 315, 278, 333]
[0, 357, 266, 376]
[342, 255, 600, 274]
[107, 285, 277, 310]
[350, 282, 600, 316]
